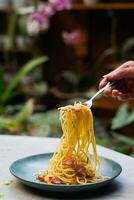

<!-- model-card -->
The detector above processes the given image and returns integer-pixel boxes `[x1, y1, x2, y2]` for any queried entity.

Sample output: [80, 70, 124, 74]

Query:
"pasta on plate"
[37, 103, 103, 185]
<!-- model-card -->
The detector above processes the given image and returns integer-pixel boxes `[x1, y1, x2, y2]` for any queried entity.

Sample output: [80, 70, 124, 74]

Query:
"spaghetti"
[37, 103, 103, 184]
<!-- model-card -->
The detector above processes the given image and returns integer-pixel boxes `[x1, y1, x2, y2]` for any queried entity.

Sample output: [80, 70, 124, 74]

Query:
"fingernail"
[102, 75, 108, 78]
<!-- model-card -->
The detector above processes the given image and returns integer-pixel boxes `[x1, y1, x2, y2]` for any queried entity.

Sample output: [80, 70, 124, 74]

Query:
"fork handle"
[90, 82, 111, 102]
[84, 81, 116, 107]
[91, 80, 117, 101]
[110, 80, 117, 86]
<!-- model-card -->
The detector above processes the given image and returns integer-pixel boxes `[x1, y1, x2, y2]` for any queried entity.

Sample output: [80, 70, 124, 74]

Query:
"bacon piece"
[62, 157, 75, 166]
[37, 173, 45, 182]
[51, 177, 62, 184]
[75, 164, 85, 173]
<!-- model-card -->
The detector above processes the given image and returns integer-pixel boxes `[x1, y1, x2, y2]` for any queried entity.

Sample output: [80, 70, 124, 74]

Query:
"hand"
[99, 61, 134, 101]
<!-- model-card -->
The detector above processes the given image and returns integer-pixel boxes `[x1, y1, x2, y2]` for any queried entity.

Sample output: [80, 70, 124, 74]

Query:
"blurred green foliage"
[0, 56, 48, 133]
[95, 37, 134, 70]
[0, 99, 133, 157]
[61, 69, 97, 92]
[0, 56, 48, 112]
[111, 103, 134, 130]
[110, 103, 134, 157]
[0, 100, 61, 137]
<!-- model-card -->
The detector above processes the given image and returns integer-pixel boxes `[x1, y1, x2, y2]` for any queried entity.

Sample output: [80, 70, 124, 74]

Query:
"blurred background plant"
[0, 0, 134, 157]
[0, 56, 48, 132]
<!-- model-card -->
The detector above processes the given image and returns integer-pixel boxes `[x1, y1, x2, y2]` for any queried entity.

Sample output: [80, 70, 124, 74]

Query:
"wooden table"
[0, 135, 134, 200]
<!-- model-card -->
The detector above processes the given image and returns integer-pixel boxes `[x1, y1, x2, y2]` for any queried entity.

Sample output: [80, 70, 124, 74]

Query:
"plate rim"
[9, 152, 122, 188]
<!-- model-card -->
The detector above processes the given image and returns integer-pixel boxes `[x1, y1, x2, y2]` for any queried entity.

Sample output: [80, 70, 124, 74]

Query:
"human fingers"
[103, 67, 134, 82]
[103, 86, 113, 96]
[119, 61, 134, 69]
[103, 61, 134, 78]
[117, 92, 134, 101]
[111, 89, 119, 98]
[99, 78, 108, 89]
[103, 61, 134, 80]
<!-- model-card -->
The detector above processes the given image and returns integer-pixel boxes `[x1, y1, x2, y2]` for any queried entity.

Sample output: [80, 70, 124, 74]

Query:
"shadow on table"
[23, 180, 122, 199]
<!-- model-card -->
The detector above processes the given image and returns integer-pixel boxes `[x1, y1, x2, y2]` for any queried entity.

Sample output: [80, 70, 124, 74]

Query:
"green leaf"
[0, 100, 33, 133]
[130, 152, 134, 157]
[94, 118, 111, 147]
[15, 99, 34, 126]
[0, 116, 18, 133]
[0, 191, 4, 199]
[3, 180, 13, 186]
[94, 48, 117, 70]
[0, 117, 7, 128]
[111, 103, 134, 130]
[111, 131, 134, 146]
[1, 56, 48, 104]
[29, 109, 61, 137]
[111, 103, 128, 129]
[0, 69, 4, 98]
[29, 109, 59, 126]
[125, 111, 134, 125]
[4, 13, 17, 51]
[62, 70, 79, 85]
[122, 37, 134, 54]
[23, 82, 48, 96]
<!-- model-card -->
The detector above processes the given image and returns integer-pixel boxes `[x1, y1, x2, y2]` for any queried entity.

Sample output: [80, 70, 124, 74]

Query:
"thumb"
[103, 67, 134, 81]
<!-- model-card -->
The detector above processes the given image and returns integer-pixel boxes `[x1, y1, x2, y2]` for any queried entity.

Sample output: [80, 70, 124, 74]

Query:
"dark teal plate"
[10, 153, 122, 192]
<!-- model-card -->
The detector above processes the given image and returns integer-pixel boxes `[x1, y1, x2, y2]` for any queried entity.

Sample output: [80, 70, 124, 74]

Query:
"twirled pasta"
[37, 103, 103, 184]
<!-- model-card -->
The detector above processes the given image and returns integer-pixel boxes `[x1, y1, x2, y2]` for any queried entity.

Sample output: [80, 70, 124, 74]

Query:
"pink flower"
[49, 0, 72, 11]
[27, 11, 50, 36]
[62, 30, 81, 45]
[27, 1, 72, 36]
[38, 3, 55, 17]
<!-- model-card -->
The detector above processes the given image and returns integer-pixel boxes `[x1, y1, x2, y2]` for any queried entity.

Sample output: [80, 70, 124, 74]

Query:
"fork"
[84, 82, 112, 108]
